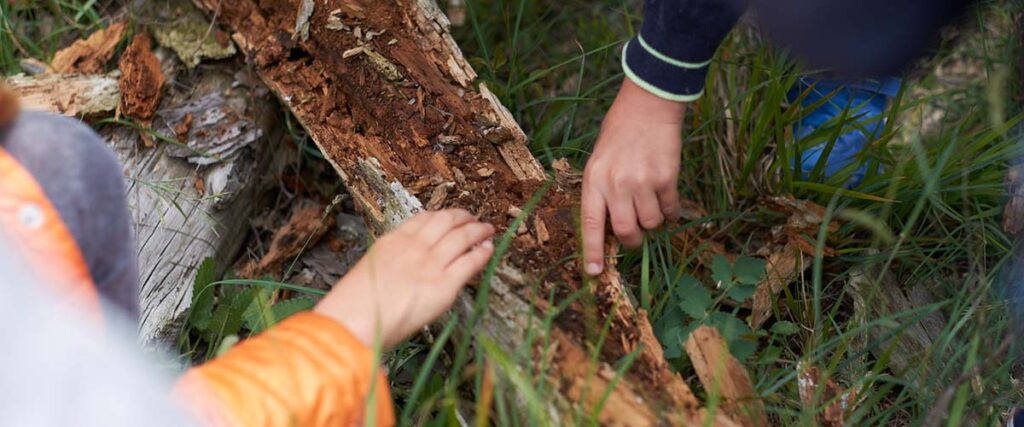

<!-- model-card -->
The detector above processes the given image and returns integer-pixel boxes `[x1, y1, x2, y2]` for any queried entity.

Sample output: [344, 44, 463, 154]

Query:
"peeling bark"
[6, 73, 119, 117]
[191, 0, 732, 424]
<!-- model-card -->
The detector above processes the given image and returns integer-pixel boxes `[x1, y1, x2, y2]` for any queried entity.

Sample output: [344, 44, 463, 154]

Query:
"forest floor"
[3, 0, 1023, 425]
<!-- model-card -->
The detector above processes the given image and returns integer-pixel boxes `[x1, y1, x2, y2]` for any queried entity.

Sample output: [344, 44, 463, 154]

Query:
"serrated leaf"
[204, 290, 247, 345]
[189, 258, 217, 331]
[771, 321, 801, 336]
[711, 255, 733, 288]
[242, 288, 274, 333]
[734, 256, 767, 285]
[726, 282, 757, 303]
[658, 324, 683, 359]
[270, 297, 316, 320]
[708, 312, 757, 360]
[677, 274, 712, 318]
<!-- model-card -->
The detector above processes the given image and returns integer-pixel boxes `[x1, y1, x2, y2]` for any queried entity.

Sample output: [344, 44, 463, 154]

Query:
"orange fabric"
[175, 312, 395, 427]
[0, 146, 102, 317]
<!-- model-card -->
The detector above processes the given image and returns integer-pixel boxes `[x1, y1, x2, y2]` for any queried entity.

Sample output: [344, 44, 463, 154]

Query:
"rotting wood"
[685, 326, 767, 427]
[796, 362, 858, 427]
[238, 202, 334, 279]
[5, 72, 119, 117]
[50, 22, 127, 74]
[190, 0, 732, 424]
[119, 33, 166, 123]
[115, 50, 278, 345]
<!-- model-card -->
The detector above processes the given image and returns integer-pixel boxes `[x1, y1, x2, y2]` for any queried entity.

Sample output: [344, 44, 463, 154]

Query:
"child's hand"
[581, 78, 687, 275]
[314, 209, 495, 348]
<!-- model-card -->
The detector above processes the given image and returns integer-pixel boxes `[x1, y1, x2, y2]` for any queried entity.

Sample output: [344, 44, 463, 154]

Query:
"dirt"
[190, 0, 707, 420]
[118, 33, 166, 122]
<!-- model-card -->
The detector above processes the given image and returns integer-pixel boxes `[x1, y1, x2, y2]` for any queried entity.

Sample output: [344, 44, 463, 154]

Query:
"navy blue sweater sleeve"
[623, 0, 744, 101]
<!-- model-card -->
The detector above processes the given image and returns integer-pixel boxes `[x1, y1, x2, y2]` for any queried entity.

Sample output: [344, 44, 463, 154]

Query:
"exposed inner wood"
[685, 326, 766, 427]
[190, 0, 732, 423]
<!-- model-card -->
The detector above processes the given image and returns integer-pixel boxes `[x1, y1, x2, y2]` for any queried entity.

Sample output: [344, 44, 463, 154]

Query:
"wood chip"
[534, 216, 549, 244]
[685, 326, 767, 427]
[293, 0, 315, 42]
[50, 22, 127, 74]
[477, 167, 494, 177]
[453, 167, 467, 186]
[173, 112, 193, 142]
[342, 46, 365, 58]
[797, 362, 858, 427]
[118, 33, 166, 122]
[425, 182, 453, 210]
[749, 241, 807, 328]
[239, 202, 334, 279]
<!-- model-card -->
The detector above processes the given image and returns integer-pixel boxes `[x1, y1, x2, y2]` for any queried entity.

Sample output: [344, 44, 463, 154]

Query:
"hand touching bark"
[314, 209, 495, 348]
[581, 78, 686, 275]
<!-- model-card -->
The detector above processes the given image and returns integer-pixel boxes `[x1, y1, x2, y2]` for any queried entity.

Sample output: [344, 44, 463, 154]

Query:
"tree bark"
[191, 0, 734, 424]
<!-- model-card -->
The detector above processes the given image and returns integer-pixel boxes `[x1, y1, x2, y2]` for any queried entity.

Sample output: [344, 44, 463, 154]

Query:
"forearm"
[174, 312, 394, 427]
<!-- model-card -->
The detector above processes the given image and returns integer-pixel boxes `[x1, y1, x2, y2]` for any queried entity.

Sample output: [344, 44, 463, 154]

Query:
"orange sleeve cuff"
[175, 312, 394, 427]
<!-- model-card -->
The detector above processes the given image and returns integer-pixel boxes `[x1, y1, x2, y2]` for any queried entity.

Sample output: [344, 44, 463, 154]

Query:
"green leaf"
[658, 324, 683, 359]
[270, 297, 317, 321]
[241, 288, 274, 333]
[189, 258, 218, 331]
[708, 312, 757, 360]
[204, 289, 248, 345]
[726, 283, 757, 303]
[676, 274, 712, 318]
[771, 321, 801, 336]
[711, 255, 733, 288]
[734, 256, 767, 285]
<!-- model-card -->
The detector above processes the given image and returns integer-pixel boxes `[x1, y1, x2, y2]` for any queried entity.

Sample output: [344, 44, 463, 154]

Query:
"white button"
[18, 203, 44, 229]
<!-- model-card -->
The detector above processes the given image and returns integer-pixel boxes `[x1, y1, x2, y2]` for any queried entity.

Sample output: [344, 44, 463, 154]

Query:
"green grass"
[438, 0, 1024, 425]
[11, 0, 1021, 425]
[0, 0, 116, 74]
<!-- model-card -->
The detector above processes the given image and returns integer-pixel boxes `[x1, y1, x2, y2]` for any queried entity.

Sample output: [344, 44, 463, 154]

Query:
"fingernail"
[585, 262, 602, 276]
[482, 240, 494, 250]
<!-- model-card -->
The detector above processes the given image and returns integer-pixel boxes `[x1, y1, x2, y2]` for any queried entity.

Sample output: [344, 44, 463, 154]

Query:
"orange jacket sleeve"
[174, 312, 394, 427]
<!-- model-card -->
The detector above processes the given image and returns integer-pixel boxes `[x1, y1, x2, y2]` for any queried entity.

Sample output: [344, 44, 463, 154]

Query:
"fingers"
[436, 221, 496, 263]
[445, 240, 495, 286]
[581, 184, 607, 276]
[657, 185, 682, 221]
[418, 209, 476, 244]
[634, 190, 665, 229]
[608, 195, 642, 248]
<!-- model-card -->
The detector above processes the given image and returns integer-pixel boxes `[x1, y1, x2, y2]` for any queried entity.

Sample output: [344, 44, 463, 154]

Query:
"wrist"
[314, 295, 379, 348]
[612, 77, 687, 126]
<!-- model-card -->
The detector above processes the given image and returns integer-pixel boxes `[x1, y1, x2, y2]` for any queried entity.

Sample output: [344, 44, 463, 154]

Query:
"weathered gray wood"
[109, 61, 277, 345]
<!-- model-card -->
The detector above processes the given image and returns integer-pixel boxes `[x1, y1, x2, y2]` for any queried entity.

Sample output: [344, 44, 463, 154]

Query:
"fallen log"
[111, 57, 278, 344]
[191, 0, 733, 424]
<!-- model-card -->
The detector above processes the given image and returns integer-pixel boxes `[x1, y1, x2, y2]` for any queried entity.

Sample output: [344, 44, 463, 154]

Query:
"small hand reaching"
[581, 78, 687, 275]
[314, 209, 495, 348]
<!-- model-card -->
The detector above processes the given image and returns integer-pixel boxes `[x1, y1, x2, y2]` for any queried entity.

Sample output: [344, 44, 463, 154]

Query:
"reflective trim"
[622, 42, 704, 102]
[637, 34, 712, 69]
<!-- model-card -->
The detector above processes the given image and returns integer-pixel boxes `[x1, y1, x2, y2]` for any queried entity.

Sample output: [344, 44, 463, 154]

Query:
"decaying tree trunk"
[10, 26, 279, 344]
[190, 0, 734, 424]
[111, 58, 279, 344]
